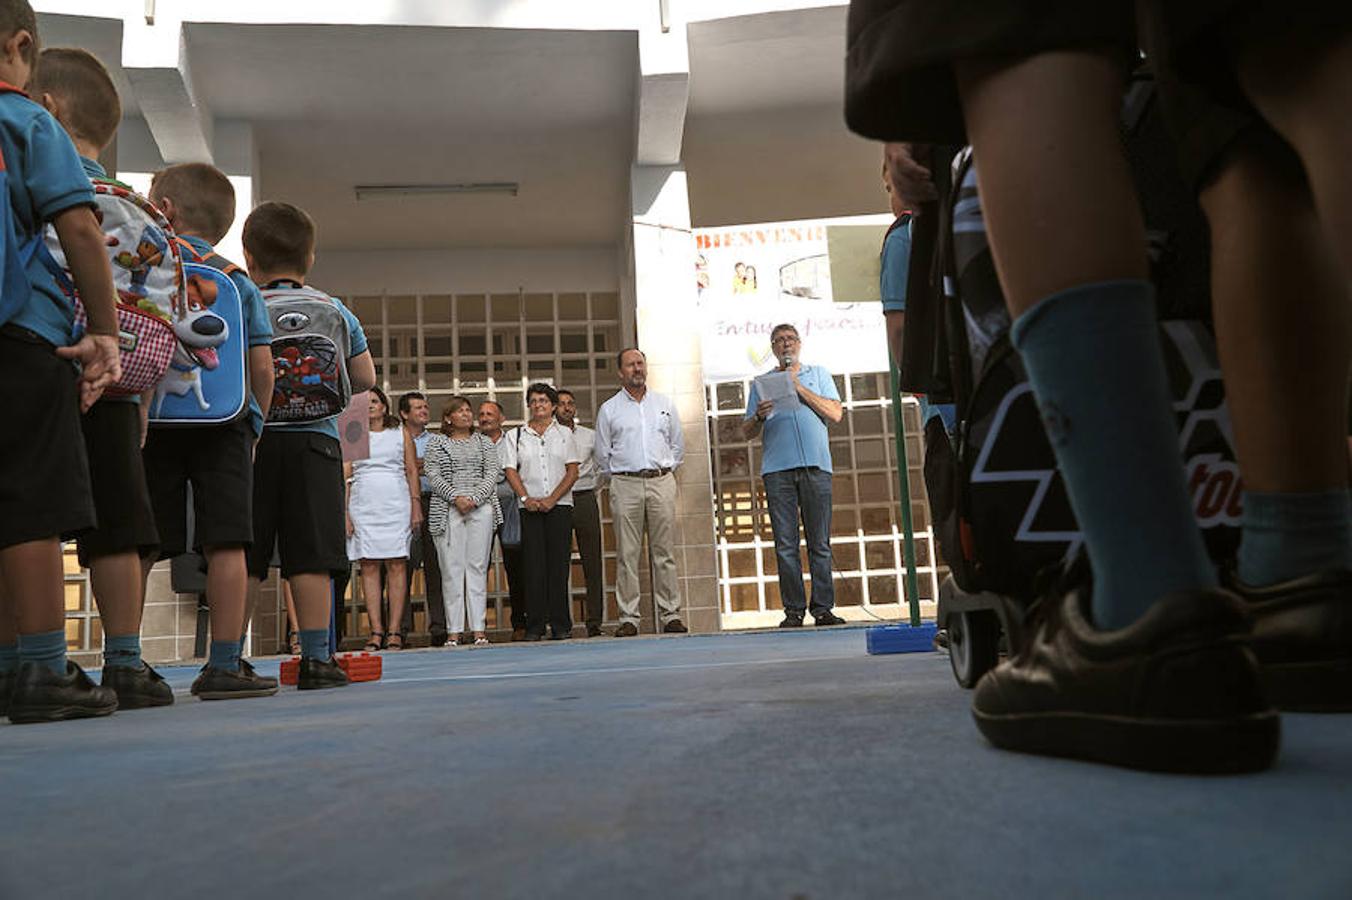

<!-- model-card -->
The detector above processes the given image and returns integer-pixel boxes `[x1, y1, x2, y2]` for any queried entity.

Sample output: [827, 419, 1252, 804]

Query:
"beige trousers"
[610, 472, 682, 626]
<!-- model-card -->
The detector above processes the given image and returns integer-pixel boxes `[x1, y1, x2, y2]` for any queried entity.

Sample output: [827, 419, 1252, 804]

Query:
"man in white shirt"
[398, 392, 447, 645]
[557, 389, 605, 637]
[594, 348, 687, 636]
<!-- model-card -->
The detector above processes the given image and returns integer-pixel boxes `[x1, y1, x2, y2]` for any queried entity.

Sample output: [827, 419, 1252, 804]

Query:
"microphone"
[779, 354, 794, 368]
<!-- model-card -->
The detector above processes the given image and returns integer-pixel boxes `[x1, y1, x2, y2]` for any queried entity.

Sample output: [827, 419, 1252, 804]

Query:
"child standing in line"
[142, 163, 278, 700]
[244, 200, 377, 686]
[0, 1, 125, 724]
[29, 46, 173, 710]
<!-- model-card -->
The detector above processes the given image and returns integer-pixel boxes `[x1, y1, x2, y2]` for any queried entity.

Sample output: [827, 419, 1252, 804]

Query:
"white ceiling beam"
[635, 14, 690, 166]
[121, 17, 214, 164]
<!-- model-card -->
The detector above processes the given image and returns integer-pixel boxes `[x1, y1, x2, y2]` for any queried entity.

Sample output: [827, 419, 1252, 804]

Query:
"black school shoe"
[8, 660, 118, 724]
[813, 611, 847, 626]
[102, 662, 175, 709]
[190, 658, 280, 701]
[1225, 569, 1352, 712]
[297, 656, 350, 691]
[971, 587, 1279, 774]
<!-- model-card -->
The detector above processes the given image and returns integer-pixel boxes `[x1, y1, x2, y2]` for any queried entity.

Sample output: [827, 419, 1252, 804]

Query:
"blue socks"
[0, 643, 18, 675]
[1238, 490, 1352, 586]
[104, 634, 143, 670]
[18, 630, 67, 676]
[207, 639, 242, 672]
[1011, 280, 1217, 629]
[299, 629, 330, 661]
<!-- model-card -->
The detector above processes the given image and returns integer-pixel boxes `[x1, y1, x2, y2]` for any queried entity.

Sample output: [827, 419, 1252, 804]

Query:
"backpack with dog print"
[40, 177, 184, 396]
[262, 283, 353, 425]
[147, 238, 249, 425]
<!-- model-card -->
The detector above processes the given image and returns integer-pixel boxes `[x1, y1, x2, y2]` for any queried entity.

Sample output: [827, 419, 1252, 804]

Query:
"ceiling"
[34, 8, 887, 250]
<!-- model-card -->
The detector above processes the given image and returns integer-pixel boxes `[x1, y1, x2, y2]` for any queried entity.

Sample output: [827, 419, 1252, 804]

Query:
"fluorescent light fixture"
[354, 182, 519, 200]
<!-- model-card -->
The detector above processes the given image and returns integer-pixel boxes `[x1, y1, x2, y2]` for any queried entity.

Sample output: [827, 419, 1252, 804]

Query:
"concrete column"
[629, 165, 720, 633]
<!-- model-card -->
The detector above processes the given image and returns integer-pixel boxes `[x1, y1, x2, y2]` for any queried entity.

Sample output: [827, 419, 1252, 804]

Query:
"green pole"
[888, 351, 922, 627]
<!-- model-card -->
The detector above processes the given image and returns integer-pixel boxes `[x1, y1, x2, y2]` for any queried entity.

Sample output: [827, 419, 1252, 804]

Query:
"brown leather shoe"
[511, 629, 527, 642]
[662, 619, 688, 634]
[614, 622, 639, 637]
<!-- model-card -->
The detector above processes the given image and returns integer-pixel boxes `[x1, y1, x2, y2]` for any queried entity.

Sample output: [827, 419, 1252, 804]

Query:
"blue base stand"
[866, 622, 938, 655]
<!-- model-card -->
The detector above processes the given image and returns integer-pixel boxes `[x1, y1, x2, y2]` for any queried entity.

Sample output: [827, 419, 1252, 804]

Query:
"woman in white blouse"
[502, 383, 581, 640]
[345, 387, 422, 651]
[425, 396, 501, 646]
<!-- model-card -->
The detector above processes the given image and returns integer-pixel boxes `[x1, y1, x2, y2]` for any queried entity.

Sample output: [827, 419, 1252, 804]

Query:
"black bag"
[498, 428, 524, 549]
[922, 73, 1241, 602]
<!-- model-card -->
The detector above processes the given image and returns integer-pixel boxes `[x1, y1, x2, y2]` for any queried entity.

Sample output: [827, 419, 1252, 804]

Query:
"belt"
[615, 468, 672, 479]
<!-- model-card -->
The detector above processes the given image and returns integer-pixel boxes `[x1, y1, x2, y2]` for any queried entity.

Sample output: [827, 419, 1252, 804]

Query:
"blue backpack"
[147, 237, 249, 425]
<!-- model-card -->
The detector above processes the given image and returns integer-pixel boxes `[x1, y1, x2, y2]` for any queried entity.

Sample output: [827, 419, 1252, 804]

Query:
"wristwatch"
[519, 495, 529, 504]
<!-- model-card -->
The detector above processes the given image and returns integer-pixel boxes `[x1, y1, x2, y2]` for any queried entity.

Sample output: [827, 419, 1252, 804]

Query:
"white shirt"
[594, 387, 684, 475]
[566, 424, 598, 491]
[501, 421, 582, 506]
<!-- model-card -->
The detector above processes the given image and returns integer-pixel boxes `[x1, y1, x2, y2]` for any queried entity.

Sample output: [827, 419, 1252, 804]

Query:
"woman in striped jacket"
[425, 396, 502, 646]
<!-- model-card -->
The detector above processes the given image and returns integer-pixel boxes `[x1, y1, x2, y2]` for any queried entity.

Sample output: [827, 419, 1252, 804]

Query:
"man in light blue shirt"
[743, 324, 847, 627]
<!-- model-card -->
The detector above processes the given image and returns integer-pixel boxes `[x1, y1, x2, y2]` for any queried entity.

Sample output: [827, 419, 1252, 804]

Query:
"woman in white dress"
[344, 387, 422, 650]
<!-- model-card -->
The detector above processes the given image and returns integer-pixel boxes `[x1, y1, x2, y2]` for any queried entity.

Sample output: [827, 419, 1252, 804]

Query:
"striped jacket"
[424, 431, 503, 536]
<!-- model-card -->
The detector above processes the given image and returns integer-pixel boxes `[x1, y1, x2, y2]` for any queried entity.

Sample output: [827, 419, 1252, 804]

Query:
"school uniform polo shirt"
[500, 421, 582, 506]
[744, 363, 839, 476]
[0, 92, 95, 346]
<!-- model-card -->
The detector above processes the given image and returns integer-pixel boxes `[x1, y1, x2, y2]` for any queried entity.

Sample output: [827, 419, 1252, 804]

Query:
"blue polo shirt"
[265, 286, 368, 442]
[0, 91, 94, 346]
[880, 215, 956, 433]
[180, 235, 273, 437]
[745, 363, 839, 475]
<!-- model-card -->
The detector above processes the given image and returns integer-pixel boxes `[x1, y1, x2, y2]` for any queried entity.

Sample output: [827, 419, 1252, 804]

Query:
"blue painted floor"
[2, 628, 1349, 899]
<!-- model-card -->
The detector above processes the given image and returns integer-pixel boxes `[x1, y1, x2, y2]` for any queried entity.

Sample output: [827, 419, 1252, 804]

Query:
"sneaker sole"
[193, 685, 280, 701]
[8, 702, 118, 724]
[971, 708, 1281, 774]
[1262, 656, 1352, 713]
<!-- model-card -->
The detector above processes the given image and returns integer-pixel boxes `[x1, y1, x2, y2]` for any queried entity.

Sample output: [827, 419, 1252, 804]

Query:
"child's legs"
[954, 48, 1216, 627]
[1235, 32, 1352, 283]
[1199, 142, 1351, 496]
[283, 580, 299, 633]
[288, 572, 332, 633]
[204, 544, 248, 644]
[1, 540, 65, 635]
[465, 506, 493, 633]
[359, 559, 384, 633]
[953, 49, 1148, 313]
[439, 522, 467, 635]
[385, 558, 408, 634]
[88, 551, 146, 636]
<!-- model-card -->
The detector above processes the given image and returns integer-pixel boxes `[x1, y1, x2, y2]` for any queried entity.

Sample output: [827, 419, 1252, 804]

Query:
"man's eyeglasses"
[771, 335, 800, 345]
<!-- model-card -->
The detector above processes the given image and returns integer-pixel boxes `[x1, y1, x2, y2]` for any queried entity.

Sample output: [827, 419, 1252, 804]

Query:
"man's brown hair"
[149, 162, 235, 244]
[0, 1, 38, 68]
[242, 201, 315, 276]
[31, 48, 121, 151]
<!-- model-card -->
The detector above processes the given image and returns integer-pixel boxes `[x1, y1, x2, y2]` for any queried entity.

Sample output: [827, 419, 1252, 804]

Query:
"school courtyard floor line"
[2, 628, 1349, 899]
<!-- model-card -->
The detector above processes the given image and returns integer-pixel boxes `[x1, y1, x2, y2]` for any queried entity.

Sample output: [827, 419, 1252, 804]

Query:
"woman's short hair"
[440, 395, 473, 426]
[525, 382, 559, 407]
[369, 386, 400, 429]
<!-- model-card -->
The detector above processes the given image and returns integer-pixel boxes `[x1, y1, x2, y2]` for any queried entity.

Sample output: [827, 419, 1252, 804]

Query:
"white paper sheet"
[753, 370, 800, 417]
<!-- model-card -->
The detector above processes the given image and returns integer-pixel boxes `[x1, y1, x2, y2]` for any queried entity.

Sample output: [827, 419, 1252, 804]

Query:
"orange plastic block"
[277, 652, 382, 685]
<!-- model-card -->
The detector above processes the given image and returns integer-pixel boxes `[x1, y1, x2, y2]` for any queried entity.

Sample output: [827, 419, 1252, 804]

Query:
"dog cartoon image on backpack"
[149, 239, 249, 424]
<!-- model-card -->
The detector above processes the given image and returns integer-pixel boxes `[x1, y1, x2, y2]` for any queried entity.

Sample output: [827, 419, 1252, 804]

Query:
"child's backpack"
[148, 238, 249, 425]
[262, 284, 353, 425]
[923, 74, 1242, 603]
[40, 178, 184, 396]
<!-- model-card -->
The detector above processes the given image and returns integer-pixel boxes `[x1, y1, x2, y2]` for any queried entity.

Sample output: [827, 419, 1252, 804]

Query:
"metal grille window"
[706, 372, 945, 627]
